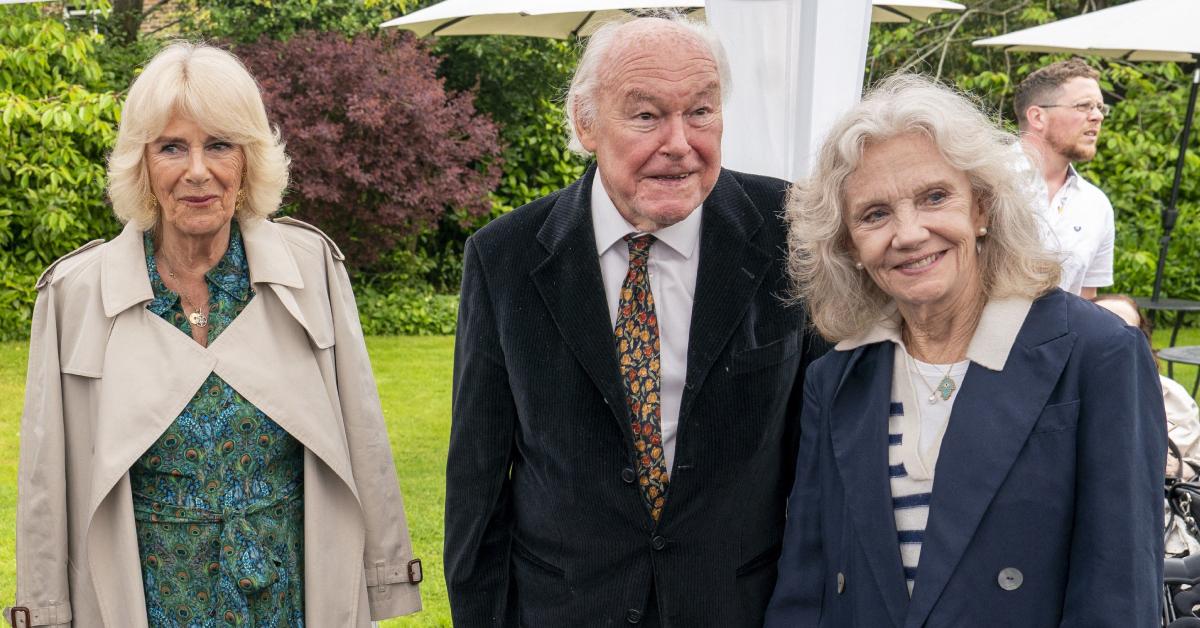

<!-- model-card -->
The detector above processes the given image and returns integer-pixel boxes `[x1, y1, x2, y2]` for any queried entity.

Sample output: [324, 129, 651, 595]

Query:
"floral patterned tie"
[615, 234, 670, 521]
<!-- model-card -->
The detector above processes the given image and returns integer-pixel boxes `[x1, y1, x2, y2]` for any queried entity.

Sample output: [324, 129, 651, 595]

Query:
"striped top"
[888, 350, 969, 595]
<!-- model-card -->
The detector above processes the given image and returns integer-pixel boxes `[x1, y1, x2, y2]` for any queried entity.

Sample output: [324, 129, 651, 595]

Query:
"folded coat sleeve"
[8, 287, 73, 627]
[324, 250, 422, 620]
[1060, 325, 1165, 627]
[764, 361, 826, 626]
[444, 237, 518, 627]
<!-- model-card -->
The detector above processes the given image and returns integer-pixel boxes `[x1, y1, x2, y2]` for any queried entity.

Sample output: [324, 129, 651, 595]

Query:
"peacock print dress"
[130, 222, 305, 627]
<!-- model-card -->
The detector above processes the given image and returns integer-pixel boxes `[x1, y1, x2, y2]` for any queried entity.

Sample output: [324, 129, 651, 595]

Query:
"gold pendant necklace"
[159, 256, 208, 328]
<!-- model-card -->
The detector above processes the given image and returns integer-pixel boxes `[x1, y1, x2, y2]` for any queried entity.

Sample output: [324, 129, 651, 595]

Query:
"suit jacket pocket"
[511, 537, 566, 577]
[1031, 399, 1080, 434]
[730, 331, 799, 375]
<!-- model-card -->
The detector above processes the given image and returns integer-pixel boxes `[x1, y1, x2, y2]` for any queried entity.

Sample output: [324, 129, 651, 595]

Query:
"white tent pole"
[706, 0, 873, 182]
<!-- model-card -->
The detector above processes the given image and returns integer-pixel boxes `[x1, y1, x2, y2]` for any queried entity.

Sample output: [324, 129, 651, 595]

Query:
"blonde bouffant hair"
[107, 42, 289, 229]
[788, 73, 1060, 342]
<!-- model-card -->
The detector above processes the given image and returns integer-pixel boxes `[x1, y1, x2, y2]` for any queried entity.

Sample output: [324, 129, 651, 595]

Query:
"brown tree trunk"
[112, 0, 144, 44]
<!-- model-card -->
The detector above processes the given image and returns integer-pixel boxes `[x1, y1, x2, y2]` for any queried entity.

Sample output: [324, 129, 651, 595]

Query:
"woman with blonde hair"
[8, 42, 422, 627]
[765, 74, 1164, 627]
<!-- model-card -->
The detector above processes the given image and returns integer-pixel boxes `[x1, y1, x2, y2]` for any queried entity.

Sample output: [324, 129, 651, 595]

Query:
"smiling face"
[146, 114, 244, 242]
[576, 26, 722, 232]
[1040, 77, 1104, 162]
[843, 132, 988, 317]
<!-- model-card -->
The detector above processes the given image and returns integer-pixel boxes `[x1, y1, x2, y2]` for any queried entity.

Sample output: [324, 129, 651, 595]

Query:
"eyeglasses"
[1037, 101, 1110, 116]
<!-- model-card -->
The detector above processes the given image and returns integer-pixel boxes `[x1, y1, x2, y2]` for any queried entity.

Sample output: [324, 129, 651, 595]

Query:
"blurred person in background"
[1014, 59, 1115, 299]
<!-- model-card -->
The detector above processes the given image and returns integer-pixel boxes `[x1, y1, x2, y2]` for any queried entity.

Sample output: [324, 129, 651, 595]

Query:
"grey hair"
[788, 73, 1061, 342]
[565, 13, 732, 157]
[107, 41, 289, 229]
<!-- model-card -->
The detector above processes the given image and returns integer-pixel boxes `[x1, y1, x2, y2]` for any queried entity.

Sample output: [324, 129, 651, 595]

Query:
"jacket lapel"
[677, 169, 771, 420]
[904, 293, 1075, 627]
[830, 343, 911, 627]
[530, 166, 631, 433]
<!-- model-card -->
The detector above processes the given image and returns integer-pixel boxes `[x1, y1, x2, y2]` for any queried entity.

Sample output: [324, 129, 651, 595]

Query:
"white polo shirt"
[1022, 155, 1116, 294]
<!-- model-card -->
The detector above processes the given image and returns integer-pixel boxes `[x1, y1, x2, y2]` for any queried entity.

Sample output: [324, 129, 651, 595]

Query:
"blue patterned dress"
[131, 222, 305, 627]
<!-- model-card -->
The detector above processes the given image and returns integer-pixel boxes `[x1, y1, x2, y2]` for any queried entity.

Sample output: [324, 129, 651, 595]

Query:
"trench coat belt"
[132, 487, 302, 594]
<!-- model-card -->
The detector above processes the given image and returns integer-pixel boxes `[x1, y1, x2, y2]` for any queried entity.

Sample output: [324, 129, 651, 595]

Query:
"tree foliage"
[235, 30, 503, 268]
[181, 0, 417, 45]
[868, 0, 1200, 300]
[435, 36, 587, 214]
[0, 5, 123, 340]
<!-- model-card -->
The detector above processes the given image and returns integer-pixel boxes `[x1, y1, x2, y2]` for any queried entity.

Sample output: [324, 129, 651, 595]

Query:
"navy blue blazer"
[765, 289, 1166, 627]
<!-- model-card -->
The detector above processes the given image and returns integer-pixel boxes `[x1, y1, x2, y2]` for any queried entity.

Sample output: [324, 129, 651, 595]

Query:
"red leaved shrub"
[237, 30, 502, 267]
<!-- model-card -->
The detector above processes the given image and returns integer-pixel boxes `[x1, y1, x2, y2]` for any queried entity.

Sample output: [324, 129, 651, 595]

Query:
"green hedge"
[356, 286, 459, 336]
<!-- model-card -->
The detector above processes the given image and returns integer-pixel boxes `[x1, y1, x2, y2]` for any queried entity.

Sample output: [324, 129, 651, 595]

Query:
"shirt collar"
[833, 296, 1034, 371]
[142, 221, 253, 315]
[590, 168, 703, 259]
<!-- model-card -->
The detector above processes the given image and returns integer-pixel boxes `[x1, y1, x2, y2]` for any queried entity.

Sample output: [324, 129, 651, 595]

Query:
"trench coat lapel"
[676, 169, 770, 421]
[904, 294, 1075, 628]
[830, 343, 911, 627]
[89, 222, 216, 519]
[530, 166, 631, 436]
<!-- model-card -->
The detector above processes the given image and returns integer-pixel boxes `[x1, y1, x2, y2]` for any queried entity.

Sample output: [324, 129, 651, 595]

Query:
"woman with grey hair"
[764, 74, 1164, 626]
[9, 43, 421, 628]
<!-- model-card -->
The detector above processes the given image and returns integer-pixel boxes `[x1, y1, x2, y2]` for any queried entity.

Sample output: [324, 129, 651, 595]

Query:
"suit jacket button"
[652, 535, 667, 551]
[626, 608, 642, 623]
[997, 567, 1023, 591]
[621, 468, 636, 484]
[837, 572, 845, 594]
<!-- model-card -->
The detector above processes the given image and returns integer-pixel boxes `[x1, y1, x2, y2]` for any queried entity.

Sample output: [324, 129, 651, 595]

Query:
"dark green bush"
[355, 285, 458, 336]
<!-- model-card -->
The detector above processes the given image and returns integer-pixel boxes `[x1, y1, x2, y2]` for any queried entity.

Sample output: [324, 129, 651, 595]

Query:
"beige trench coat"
[7, 217, 422, 627]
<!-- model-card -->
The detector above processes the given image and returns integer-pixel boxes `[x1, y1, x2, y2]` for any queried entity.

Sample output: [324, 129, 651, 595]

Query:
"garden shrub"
[236, 30, 503, 270]
[355, 285, 458, 336]
[0, 5, 123, 341]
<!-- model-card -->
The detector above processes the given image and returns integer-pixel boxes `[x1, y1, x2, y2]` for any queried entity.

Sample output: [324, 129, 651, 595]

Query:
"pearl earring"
[978, 226, 988, 236]
[854, 261, 864, 270]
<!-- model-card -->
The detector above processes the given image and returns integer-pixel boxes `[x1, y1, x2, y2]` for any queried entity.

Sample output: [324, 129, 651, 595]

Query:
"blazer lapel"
[830, 343, 911, 628]
[677, 169, 771, 420]
[904, 294, 1075, 627]
[530, 167, 630, 433]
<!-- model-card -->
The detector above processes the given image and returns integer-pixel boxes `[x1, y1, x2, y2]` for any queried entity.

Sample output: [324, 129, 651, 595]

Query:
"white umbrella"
[380, 0, 964, 38]
[975, 0, 1200, 301]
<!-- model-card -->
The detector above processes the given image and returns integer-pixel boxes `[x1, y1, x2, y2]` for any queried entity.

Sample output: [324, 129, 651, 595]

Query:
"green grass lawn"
[0, 327, 1197, 625]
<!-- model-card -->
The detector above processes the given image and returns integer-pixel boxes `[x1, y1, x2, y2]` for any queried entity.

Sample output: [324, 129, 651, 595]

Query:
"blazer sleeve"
[325, 252, 422, 620]
[444, 237, 518, 627]
[8, 287, 73, 627]
[764, 360, 827, 627]
[1060, 324, 1165, 626]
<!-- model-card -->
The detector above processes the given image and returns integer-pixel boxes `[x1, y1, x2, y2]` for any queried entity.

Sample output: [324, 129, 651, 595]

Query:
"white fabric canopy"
[381, 0, 963, 38]
[707, 0, 873, 181]
[974, 0, 1200, 63]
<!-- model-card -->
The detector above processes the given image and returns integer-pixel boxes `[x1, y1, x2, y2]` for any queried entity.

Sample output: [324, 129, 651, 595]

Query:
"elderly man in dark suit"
[445, 14, 826, 627]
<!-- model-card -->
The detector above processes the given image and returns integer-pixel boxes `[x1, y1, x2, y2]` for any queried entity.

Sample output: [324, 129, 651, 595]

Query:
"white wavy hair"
[107, 41, 289, 229]
[564, 13, 732, 157]
[789, 73, 1061, 341]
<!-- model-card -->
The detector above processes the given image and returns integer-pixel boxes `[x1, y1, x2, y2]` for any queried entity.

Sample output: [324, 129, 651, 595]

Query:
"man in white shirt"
[1015, 59, 1116, 298]
[445, 14, 825, 628]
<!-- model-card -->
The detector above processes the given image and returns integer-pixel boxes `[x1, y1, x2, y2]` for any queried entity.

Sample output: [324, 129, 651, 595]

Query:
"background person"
[445, 14, 826, 627]
[1014, 59, 1115, 299]
[8, 42, 421, 628]
[1090, 293, 1200, 556]
[766, 74, 1164, 627]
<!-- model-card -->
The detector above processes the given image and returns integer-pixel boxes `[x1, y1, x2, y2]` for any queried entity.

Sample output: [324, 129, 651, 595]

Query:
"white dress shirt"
[591, 172, 702, 474]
